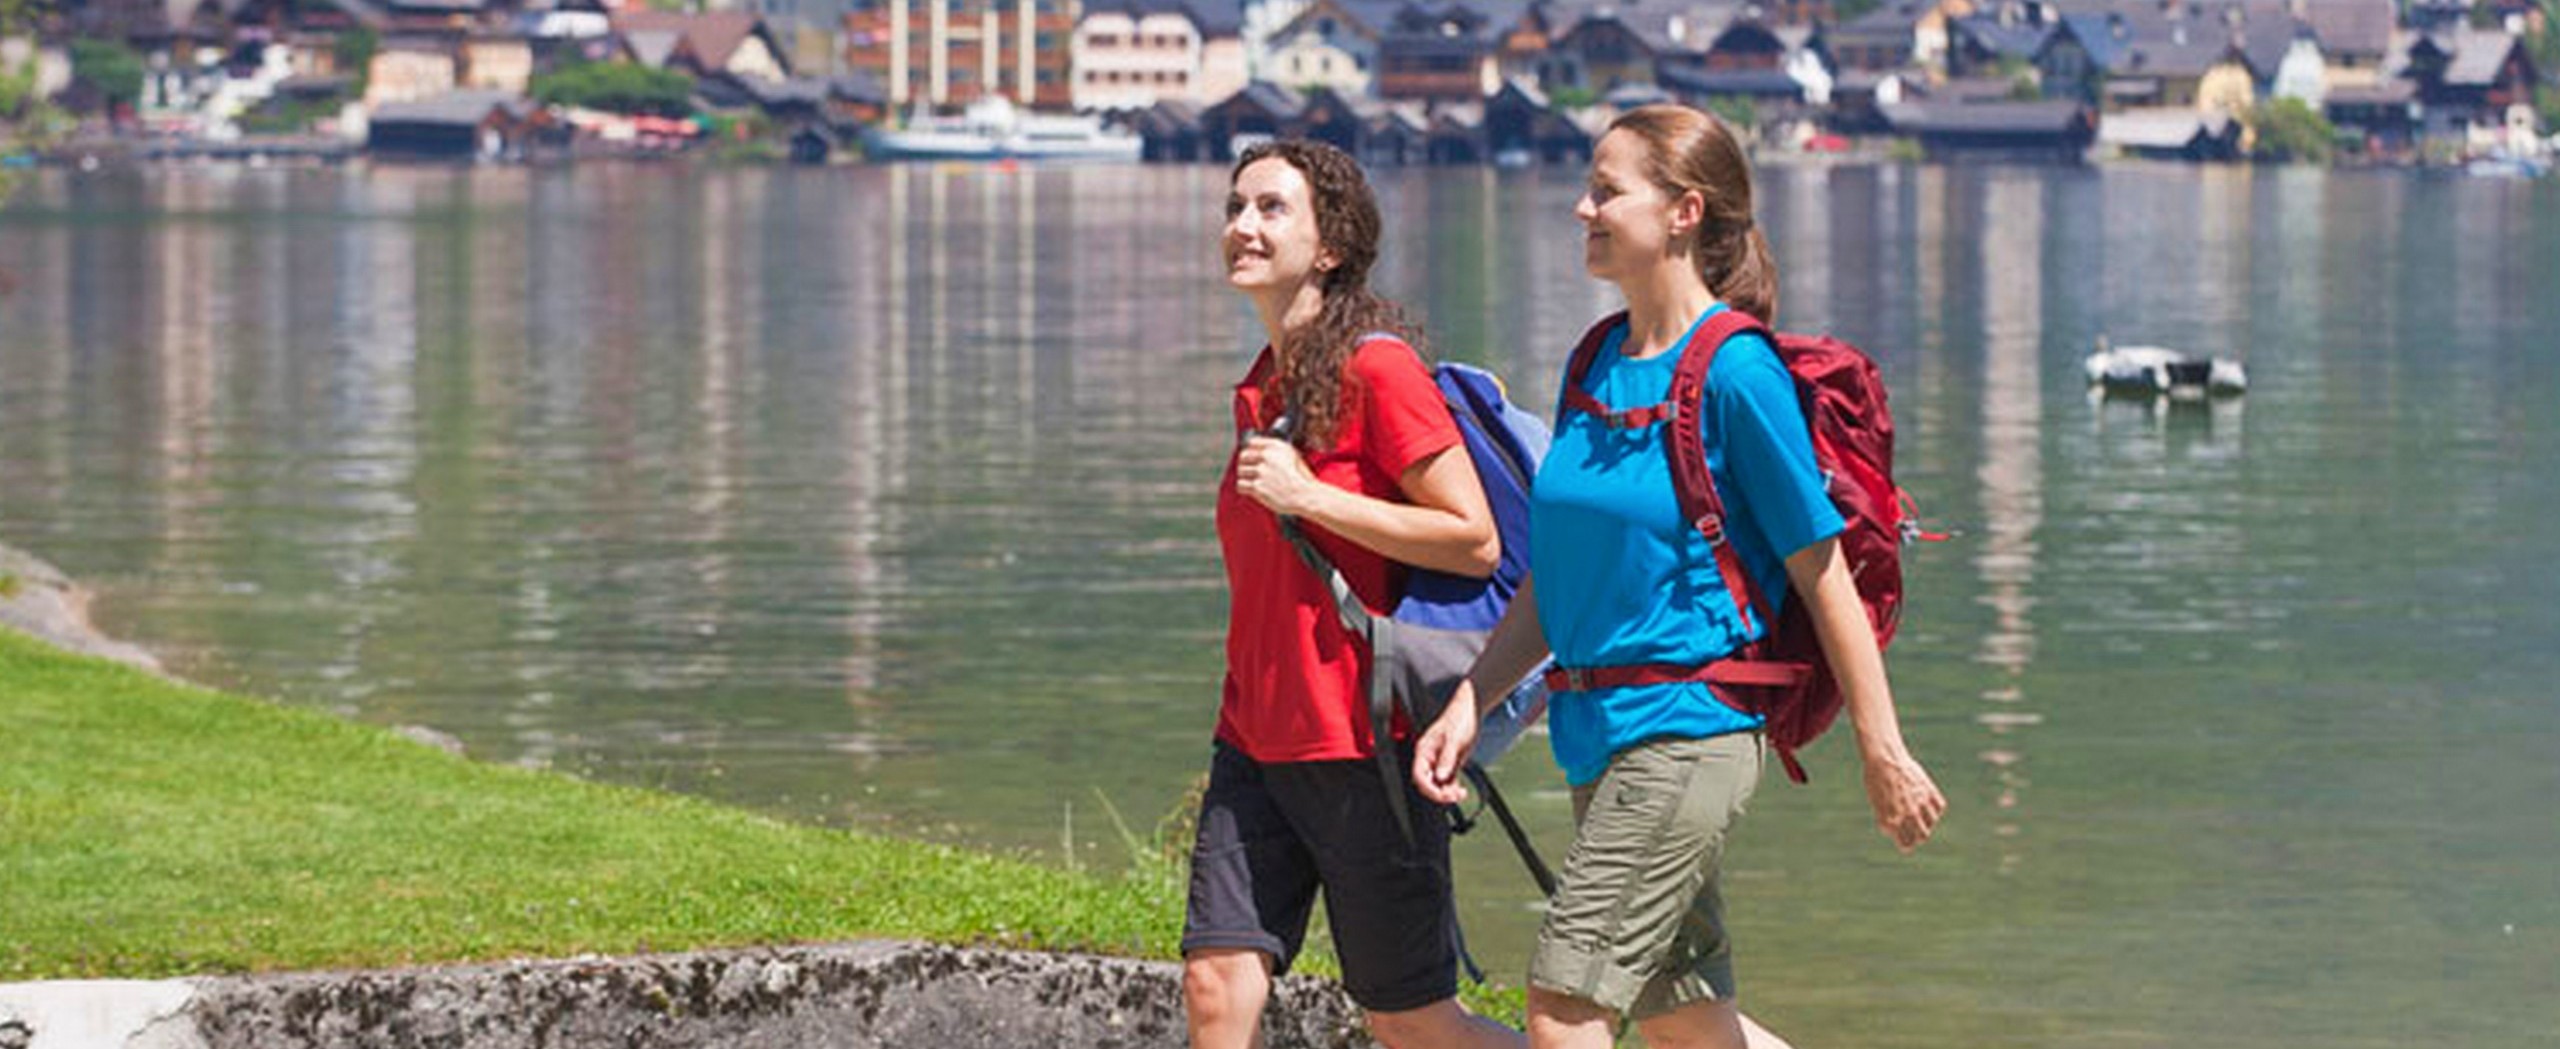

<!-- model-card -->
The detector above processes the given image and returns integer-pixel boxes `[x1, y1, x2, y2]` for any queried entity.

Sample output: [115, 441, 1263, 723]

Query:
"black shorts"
[1181, 741, 1459, 1013]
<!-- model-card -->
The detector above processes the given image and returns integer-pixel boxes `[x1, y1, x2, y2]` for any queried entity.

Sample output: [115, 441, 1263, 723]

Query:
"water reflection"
[1970, 171, 2045, 872]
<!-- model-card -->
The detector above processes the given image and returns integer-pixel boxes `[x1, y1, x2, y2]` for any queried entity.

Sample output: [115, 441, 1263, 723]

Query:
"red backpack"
[1548, 309, 1931, 783]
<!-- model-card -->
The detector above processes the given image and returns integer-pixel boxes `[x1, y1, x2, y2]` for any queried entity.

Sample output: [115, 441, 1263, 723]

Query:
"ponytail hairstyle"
[1604, 105, 1779, 323]
[1231, 138, 1427, 451]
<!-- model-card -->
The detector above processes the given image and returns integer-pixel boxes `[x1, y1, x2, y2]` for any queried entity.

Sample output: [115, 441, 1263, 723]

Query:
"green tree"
[334, 27, 378, 94]
[1703, 95, 1756, 132]
[2, 0, 68, 202]
[2531, 1, 2560, 131]
[1545, 84, 1599, 111]
[70, 39, 146, 112]
[2250, 97, 2336, 164]
[531, 61, 695, 117]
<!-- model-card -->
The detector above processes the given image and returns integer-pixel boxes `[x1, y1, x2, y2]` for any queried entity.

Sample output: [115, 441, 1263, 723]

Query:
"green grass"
[0, 625, 1532, 1024]
[0, 627, 1184, 980]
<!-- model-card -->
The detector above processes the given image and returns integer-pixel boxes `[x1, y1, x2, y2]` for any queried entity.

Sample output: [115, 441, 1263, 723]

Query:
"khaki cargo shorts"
[1527, 732, 1763, 1018]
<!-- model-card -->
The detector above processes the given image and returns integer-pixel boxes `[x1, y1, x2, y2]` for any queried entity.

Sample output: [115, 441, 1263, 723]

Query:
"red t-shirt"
[1215, 336, 1460, 764]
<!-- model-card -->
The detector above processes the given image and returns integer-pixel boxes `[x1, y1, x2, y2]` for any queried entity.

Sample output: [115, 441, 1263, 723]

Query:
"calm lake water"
[2, 162, 2554, 1047]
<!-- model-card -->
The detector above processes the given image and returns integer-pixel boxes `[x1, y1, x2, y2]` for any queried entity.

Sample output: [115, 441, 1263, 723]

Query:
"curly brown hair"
[1231, 139, 1428, 451]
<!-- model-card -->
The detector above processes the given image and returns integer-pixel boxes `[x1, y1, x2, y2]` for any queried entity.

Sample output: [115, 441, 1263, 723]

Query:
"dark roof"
[1658, 64, 1804, 98]
[1835, 0, 1927, 44]
[829, 71, 886, 107]
[2048, 14, 2130, 70]
[1882, 100, 2091, 134]
[1082, 0, 1245, 38]
[1951, 16, 2051, 60]
[2323, 80, 2416, 105]
[1207, 80, 1308, 120]
[2115, 27, 2236, 79]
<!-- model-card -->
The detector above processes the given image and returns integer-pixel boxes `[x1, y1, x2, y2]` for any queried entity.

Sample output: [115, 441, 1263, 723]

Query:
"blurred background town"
[0, 0, 2551, 170]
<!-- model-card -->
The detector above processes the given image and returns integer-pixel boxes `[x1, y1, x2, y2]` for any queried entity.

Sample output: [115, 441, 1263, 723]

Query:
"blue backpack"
[1273, 351, 1554, 865]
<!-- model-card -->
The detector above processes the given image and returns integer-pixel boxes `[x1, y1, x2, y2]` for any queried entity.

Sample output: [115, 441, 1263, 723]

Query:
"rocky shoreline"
[0, 942, 1370, 1049]
[0, 541, 161, 675]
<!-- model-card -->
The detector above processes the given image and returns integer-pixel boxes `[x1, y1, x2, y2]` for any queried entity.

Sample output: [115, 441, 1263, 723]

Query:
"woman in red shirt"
[1184, 140, 1520, 1049]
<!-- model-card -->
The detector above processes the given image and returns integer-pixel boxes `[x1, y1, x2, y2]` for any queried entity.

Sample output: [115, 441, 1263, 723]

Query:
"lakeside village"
[6, 0, 2556, 173]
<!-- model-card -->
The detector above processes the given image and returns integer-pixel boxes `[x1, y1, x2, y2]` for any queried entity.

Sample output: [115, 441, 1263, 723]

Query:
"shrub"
[2250, 97, 2335, 164]
[531, 61, 695, 118]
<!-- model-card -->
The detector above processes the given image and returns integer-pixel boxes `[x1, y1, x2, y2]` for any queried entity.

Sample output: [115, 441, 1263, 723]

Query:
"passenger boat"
[861, 97, 1142, 163]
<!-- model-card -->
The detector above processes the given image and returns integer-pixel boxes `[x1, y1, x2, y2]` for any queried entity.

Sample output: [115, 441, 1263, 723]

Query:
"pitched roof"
[2297, 0, 2392, 59]
[1539, 0, 1747, 56]
[610, 12, 772, 74]
[1951, 16, 2052, 59]
[2439, 29, 2519, 87]
[622, 28, 682, 69]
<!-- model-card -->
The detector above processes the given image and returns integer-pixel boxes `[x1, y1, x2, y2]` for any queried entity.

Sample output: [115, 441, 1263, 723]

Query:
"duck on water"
[2085, 335, 2247, 398]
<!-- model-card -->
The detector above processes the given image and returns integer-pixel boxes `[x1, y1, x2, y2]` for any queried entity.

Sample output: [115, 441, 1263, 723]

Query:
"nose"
[1573, 193, 1597, 224]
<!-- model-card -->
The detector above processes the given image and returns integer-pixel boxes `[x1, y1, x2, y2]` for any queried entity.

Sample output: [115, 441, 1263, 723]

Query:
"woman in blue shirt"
[1413, 105, 1947, 1049]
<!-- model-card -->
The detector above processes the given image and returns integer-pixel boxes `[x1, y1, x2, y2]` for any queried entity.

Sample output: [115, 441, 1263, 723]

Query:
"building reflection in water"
[1971, 171, 2045, 875]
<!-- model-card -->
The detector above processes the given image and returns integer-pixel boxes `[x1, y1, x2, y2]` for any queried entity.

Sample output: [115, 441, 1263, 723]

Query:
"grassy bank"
[0, 626, 1184, 981]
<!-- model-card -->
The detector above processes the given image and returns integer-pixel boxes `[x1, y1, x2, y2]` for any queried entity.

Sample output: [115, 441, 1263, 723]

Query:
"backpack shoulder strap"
[1558, 311, 1631, 423]
[1667, 308, 1779, 638]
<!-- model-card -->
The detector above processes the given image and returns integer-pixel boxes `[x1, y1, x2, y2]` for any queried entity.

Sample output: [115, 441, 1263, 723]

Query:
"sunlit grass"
[0, 627, 1182, 979]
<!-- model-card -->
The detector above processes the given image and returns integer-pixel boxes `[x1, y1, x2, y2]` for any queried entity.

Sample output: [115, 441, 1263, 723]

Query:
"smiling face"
[1574, 128, 1699, 284]
[1224, 157, 1335, 295]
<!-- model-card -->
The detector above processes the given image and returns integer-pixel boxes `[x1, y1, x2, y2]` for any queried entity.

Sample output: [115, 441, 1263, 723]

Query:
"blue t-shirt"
[1531, 306, 1845, 786]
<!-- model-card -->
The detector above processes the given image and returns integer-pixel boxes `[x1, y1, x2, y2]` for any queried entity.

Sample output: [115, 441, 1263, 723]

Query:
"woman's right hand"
[1861, 748, 1947, 853]
[1412, 682, 1481, 804]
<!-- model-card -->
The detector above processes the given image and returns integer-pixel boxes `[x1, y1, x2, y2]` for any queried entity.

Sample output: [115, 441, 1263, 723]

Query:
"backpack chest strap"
[1559, 385, 1676, 430]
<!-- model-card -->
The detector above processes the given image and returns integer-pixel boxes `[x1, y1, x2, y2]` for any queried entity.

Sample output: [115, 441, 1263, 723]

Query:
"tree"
[530, 61, 695, 117]
[2249, 97, 2335, 163]
[335, 27, 378, 94]
[2, 0, 68, 203]
[70, 38, 145, 112]
[2532, 1, 2560, 132]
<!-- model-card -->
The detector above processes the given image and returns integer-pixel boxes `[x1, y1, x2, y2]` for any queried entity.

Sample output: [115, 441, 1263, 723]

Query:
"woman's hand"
[1234, 435, 1330, 519]
[1860, 747, 1946, 853]
[1412, 682, 1482, 805]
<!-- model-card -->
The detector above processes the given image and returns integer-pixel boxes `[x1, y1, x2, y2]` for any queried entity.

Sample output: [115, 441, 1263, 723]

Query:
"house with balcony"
[1072, 0, 1248, 111]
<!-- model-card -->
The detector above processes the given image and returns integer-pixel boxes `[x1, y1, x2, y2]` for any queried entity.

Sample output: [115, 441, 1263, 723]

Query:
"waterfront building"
[843, 0, 1076, 110]
[1070, 0, 1248, 112]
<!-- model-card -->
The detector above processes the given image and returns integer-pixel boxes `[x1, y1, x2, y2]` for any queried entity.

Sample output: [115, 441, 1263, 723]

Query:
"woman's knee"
[1183, 949, 1272, 1019]
[1524, 986, 1616, 1047]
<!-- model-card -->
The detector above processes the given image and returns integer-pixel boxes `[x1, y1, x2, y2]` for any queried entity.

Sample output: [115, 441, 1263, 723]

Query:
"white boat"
[2465, 153, 2551, 180]
[862, 97, 1142, 163]
[2085, 336, 2246, 398]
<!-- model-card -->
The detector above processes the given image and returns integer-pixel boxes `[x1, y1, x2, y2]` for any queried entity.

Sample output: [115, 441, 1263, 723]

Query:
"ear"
[1316, 248, 1340, 273]
[1670, 189, 1707, 238]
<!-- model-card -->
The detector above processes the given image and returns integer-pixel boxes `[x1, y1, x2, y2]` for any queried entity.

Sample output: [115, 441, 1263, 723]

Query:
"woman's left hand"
[1234, 436, 1329, 518]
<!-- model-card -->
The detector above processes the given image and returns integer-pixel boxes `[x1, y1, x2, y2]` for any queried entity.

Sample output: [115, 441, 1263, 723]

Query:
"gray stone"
[175, 941, 1374, 1049]
[0, 543, 162, 673]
